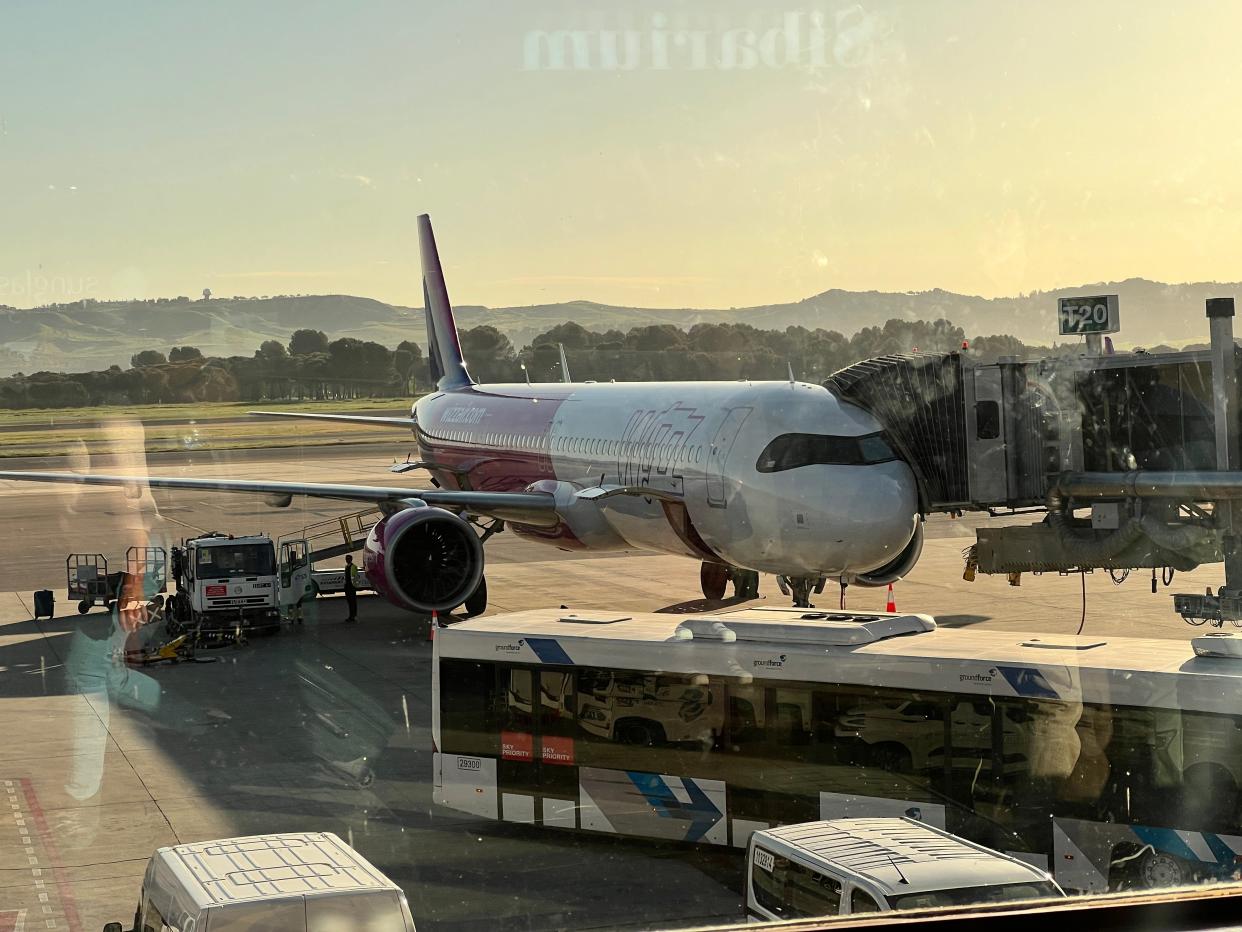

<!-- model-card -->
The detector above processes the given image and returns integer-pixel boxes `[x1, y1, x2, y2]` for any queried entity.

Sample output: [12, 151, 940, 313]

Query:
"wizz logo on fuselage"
[618, 403, 704, 489]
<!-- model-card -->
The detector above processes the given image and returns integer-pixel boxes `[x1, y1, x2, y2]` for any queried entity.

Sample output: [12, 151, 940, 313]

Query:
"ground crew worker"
[344, 554, 359, 624]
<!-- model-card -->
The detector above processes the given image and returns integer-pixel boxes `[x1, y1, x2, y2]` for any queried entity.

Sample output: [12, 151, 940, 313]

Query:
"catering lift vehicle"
[433, 606, 1242, 895]
[278, 509, 377, 600]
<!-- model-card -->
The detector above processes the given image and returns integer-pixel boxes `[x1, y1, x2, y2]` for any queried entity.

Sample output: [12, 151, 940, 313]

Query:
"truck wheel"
[77, 600, 90, 615]
[463, 577, 488, 617]
[311, 581, 321, 599]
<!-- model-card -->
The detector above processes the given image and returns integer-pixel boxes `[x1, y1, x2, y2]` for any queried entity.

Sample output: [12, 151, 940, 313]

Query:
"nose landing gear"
[777, 575, 828, 608]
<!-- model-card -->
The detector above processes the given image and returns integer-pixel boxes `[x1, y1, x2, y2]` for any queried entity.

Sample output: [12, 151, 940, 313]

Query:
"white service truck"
[104, 832, 416, 932]
[170, 533, 306, 636]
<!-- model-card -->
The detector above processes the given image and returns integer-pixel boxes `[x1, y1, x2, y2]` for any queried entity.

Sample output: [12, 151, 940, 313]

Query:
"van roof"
[158, 832, 400, 907]
[753, 819, 1050, 896]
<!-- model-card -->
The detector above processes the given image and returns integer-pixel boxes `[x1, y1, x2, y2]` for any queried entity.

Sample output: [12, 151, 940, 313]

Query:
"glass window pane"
[439, 660, 499, 757]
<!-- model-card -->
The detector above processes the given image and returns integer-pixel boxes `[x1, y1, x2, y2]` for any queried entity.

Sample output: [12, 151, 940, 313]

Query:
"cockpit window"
[756, 432, 898, 472]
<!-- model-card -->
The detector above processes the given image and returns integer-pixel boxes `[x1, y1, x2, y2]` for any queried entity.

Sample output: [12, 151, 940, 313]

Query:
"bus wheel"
[701, 563, 728, 600]
[463, 577, 488, 617]
[1138, 849, 1186, 889]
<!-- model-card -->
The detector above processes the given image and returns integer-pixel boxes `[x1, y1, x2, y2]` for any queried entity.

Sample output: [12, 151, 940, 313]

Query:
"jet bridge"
[825, 299, 1242, 621]
[826, 347, 1221, 517]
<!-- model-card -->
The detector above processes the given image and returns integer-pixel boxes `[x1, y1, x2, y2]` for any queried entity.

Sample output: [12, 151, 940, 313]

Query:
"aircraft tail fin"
[558, 343, 573, 383]
[418, 214, 474, 390]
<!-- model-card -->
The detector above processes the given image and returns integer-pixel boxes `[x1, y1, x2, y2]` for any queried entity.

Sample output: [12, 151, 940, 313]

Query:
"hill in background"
[1, 278, 1231, 376]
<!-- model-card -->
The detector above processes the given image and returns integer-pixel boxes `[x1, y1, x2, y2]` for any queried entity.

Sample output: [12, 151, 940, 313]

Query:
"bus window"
[575, 667, 722, 775]
[439, 660, 500, 757]
[539, 671, 575, 739]
[1025, 698, 1085, 780]
[502, 669, 536, 735]
[774, 688, 812, 746]
[726, 684, 765, 749]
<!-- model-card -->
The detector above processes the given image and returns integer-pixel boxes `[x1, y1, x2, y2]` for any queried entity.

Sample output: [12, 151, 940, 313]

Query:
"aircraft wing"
[0, 471, 559, 527]
[248, 411, 418, 429]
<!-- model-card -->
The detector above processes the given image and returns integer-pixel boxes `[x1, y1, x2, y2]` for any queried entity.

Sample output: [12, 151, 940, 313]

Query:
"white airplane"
[0, 216, 922, 614]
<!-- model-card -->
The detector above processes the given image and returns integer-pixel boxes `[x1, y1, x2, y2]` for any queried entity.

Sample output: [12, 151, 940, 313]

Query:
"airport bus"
[432, 606, 1242, 895]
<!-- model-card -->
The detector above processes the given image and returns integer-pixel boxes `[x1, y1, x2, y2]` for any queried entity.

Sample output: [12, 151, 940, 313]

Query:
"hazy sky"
[3, 1, 1241, 311]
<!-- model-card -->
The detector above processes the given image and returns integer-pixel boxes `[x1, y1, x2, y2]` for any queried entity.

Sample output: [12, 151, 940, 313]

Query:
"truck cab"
[171, 533, 283, 634]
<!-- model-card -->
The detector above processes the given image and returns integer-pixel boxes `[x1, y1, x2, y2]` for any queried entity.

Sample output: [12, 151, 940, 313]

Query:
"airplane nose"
[841, 460, 920, 571]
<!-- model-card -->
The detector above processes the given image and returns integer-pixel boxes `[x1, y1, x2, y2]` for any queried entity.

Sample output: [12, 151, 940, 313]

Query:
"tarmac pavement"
[0, 443, 1226, 930]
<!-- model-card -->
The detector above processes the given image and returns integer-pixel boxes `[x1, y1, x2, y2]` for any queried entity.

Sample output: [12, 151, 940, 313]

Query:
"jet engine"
[849, 519, 924, 588]
[363, 505, 484, 613]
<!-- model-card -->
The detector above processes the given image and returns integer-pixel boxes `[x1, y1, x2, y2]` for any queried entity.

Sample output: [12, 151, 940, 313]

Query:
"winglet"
[418, 214, 474, 390]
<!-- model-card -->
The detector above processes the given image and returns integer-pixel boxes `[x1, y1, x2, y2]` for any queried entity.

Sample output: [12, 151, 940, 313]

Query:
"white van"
[746, 818, 1064, 920]
[105, 832, 416, 932]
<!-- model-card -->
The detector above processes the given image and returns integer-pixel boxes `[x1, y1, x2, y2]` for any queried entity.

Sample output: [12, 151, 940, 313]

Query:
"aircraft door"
[279, 539, 311, 607]
[706, 406, 752, 507]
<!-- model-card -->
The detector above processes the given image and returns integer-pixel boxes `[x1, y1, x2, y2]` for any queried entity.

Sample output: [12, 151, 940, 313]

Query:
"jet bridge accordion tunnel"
[824, 345, 1233, 580]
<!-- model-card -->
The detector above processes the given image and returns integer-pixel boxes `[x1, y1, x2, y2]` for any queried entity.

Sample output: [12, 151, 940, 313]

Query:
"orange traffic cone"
[427, 609, 439, 642]
[885, 584, 896, 613]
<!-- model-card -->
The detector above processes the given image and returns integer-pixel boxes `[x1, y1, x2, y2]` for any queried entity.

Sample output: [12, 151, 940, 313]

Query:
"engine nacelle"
[363, 504, 484, 613]
[849, 519, 924, 588]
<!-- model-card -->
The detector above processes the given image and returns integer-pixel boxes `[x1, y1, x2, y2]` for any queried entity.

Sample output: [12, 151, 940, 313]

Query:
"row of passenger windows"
[436, 429, 548, 451]
[552, 435, 704, 464]
[440, 661, 1241, 850]
[431, 427, 706, 465]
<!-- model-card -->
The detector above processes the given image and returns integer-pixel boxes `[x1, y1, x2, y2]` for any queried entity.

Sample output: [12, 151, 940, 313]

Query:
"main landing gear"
[776, 575, 828, 608]
[700, 562, 761, 601]
[462, 576, 488, 617]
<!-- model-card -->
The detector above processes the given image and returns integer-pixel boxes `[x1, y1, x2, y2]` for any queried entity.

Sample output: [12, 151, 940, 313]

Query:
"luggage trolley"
[125, 546, 168, 600]
[66, 547, 168, 615]
[66, 554, 122, 614]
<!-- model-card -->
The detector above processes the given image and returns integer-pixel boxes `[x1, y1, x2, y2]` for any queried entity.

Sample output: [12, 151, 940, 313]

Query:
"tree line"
[0, 318, 1059, 409]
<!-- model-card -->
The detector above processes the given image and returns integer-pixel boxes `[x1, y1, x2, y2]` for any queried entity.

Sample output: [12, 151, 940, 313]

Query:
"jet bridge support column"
[1208, 297, 1242, 596]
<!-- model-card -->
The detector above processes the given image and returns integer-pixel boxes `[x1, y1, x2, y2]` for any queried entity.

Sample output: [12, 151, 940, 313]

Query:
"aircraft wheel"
[733, 569, 760, 599]
[463, 576, 488, 617]
[700, 562, 729, 600]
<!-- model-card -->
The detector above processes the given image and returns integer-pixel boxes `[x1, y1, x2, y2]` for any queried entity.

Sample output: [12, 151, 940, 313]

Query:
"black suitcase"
[33, 589, 54, 619]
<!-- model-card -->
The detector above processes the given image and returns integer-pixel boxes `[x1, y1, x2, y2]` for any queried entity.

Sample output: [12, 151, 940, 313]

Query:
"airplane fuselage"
[413, 379, 919, 578]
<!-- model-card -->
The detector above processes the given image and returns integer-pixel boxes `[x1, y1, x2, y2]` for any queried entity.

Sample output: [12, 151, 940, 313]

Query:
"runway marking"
[10, 778, 80, 932]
